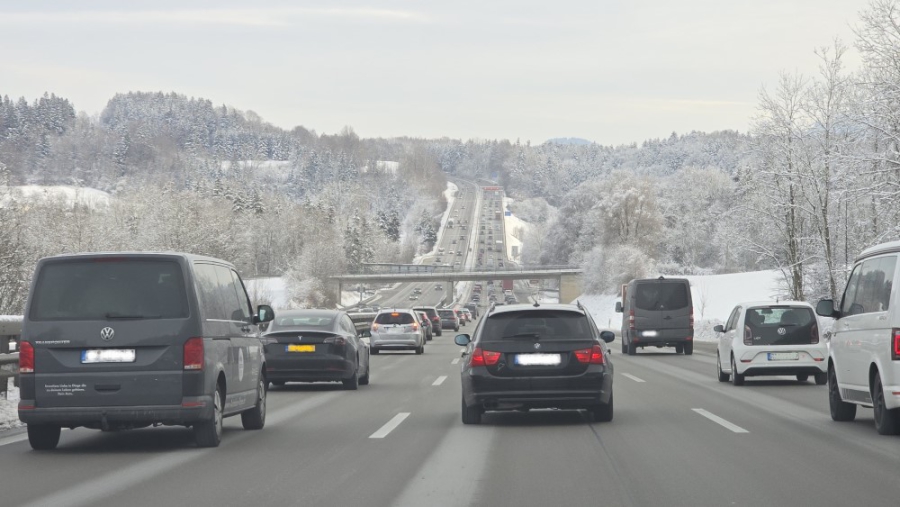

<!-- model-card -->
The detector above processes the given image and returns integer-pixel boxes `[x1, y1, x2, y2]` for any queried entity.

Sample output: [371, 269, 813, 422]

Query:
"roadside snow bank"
[0, 380, 21, 431]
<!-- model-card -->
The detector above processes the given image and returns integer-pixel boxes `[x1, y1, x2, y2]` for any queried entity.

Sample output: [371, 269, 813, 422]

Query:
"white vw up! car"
[816, 240, 900, 435]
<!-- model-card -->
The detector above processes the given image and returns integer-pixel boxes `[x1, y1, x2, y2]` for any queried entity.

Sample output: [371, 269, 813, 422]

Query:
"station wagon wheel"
[591, 392, 614, 423]
[828, 365, 856, 422]
[241, 376, 267, 430]
[675, 344, 684, 354]
[194, 385, 224, 447]
[27, 424, 61, 451]
[461, 396, 482, 425]
[872, 375, 900, 435]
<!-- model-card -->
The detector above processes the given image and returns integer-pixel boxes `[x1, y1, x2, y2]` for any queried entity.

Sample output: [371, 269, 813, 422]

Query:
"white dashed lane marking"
[369, 413, 411, 439]
[451, 358, 460, 365]
[432, 375, 447, 386]
[692, 408, 749, 433]
[621, 373, 646, 383]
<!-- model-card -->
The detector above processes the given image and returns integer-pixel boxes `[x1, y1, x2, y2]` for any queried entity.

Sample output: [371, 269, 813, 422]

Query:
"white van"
[816, 240, 900, 435]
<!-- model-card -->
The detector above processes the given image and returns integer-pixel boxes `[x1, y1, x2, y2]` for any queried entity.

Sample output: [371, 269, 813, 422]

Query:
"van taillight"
[19, 342, 34, 373]
[183, 337, 204, 370]
[892, 329, 900, 361]
[628, 310, 635, 330]
[811, 323, 819, 344]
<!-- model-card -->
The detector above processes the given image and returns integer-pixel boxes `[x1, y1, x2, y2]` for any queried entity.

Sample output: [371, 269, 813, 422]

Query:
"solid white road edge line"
[432, 375, 448, 386]
[692, 408, 749, 433]
[369, 412, 411, 439]
[621, 373, 646, 383]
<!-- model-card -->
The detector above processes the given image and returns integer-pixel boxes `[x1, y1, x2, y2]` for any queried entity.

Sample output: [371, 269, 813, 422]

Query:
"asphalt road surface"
[3, 336, 900, 507]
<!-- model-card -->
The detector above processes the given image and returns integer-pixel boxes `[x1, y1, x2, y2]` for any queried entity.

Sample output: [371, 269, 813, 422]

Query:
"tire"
[872, 375, 900, 435]
[461, 396, 482, 425]
[828, 365, 856, 422]
[731, 356, 744, 386]
[796, 374, 809, 382]
[683, 342, 693, 355]
[415, 343, 424, 355]
[717, 354, 730, 382]
[371, 348, 380, 355]
[359, 360, 370, 386]
[427, 331, 433, 341]
[194, 385, 224, 447]
[241, 376, 267, 430]
[814, 372, 827, 385]
[675, 344, 684, 354]
[621, 340, 627, 354]
[436, 329, 442, 337]
[626, 341, 636, 356]
[591, 393, 614, 423]
[343, 368, 359, 390]
[27, 424, 61, 451]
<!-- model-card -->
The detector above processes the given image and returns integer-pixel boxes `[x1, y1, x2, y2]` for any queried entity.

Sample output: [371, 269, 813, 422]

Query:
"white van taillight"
[183, 337, 204, 370]
[628, 310, 635, 330]
[892, 329, 900, 361]
[19, 342, 34, 373]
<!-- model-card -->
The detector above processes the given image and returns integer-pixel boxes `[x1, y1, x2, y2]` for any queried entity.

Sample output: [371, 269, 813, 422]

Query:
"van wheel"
[675, 344, 684, 354]
[621, 340, 627, 354]
[716, 354, 730, 382]
[731, 356, 744, 386]
[872, 375, 900, 435]
[591, 393, 614, 422]
[829, 365, 856, 422]
[241, 376, 267, 430]
[194, 386, 224, 447]
[683, 342, 693, 355]
[462, 397, 482, 425]
[27, 424, 61, 451]
[626, 341, 636, 356]
[814, 372, 827, 385]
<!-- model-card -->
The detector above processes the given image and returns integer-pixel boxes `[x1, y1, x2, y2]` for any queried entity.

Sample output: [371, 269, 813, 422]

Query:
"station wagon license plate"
[286, 344, 315, 353]
[81, 349, 136, 363]
[767, 352, 799, 361]
[515, 353, 561, 366]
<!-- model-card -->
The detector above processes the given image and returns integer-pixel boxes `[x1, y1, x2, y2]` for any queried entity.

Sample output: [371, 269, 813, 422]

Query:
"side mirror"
[254, 304, 275, 324]
[816, 299, 838, 318]
[599, 331, 615, 343]
[615, 301, 623, 313]
[713, 324, 724, 333]
[454, 334, 471, 346]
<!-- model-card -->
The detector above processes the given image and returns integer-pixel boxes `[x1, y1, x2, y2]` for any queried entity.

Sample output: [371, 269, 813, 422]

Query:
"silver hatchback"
[370, 310, 425, 355]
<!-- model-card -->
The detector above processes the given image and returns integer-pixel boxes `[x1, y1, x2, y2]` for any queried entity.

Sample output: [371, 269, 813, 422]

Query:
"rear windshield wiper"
[105, 313, 161, 319]
[501, 333, 541, 340]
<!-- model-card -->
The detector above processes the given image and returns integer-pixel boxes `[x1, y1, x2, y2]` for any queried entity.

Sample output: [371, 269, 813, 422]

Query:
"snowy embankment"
[0, 185, 111, 208]
[578, 270, 788, 342]
[502, 197, 527, 263]
[0, 379, 20, 431]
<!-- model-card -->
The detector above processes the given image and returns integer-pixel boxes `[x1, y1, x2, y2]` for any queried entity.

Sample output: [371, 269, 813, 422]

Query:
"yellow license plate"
[286, 344, 315, 352]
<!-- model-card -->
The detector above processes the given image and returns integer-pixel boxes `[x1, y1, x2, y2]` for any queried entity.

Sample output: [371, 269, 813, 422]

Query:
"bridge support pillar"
[559, 274, 582, 305]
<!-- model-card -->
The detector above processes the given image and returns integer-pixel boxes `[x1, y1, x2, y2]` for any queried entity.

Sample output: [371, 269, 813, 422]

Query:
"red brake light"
[575, 345, 605, 365]
[391, 312, 400, 317]
[19, 341, 34, 373]
[470, 347, 501, 367]
[892, 329, 900, 360]
[183, 337, 204, 370]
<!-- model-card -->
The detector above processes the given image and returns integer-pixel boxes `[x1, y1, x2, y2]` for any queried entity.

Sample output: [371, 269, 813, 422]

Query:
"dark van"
[18, 252, 275, 450]
[615, 277, 693, 355]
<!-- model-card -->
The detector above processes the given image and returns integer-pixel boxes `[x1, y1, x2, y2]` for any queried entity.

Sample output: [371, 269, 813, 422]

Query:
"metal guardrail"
[0, 352, 19, 397]
[348, 312, 377, 337]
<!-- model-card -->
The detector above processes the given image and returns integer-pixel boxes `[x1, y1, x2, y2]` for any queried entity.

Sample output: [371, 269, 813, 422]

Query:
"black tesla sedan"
[263, 309, 370, 390]
[455, 303, 614, 424]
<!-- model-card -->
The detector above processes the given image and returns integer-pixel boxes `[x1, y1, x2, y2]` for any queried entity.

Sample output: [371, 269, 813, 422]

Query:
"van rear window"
[30, 260, 189, 321]
[634, 282, 689, 311]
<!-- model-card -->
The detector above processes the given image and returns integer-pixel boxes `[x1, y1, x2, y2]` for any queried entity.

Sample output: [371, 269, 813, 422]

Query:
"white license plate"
[642, 330, 658, 337]
[767, 352, 799, 361]
[389, 327, 403, 333]
[515, 353, 561, 366]
[82, 349, 136, 363]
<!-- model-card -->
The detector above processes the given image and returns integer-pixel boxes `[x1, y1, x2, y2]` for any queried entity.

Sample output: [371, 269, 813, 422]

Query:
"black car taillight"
[574, 345, 605, 365]
[470, 347, 501, 367]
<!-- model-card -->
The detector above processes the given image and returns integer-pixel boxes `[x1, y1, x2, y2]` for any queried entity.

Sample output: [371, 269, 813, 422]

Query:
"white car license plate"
[767, 352, 799, 361]
[515, 353, 561, 366]
[82, 349, 136, 363]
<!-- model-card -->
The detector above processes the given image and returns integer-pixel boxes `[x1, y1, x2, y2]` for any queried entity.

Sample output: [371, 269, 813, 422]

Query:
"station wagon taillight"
[19, 342, 34, 374]
[893, 329, 900, 361]
[575, 345, 605, 365]
[470, 347, 501, 367]
[183, 337, 204, 370]
[371, 323, 379, 332]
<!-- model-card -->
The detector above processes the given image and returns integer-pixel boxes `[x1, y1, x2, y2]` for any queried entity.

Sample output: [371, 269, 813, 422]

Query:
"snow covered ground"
[0, 379, 21, 431]
[502, 197, 528, 263]
[0, 185, 111, 208]
[578, 269, 788, 341]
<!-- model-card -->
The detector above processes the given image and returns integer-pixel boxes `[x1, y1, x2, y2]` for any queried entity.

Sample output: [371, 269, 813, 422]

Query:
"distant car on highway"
[409, 294, 419, 300]
[263, 309, 370, 390]
[438, 308, 461, 331]
[370, 309, 425, 354]
[418, 311, 434, 341]
[714, 302, 826, 386]
[459, 308, 473, 323]
[413, 306, 442, 336]
[455, 303, 615, 424]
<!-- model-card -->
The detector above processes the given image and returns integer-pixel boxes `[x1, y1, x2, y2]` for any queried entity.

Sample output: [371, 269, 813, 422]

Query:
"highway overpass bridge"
[332, 266, 583, 304]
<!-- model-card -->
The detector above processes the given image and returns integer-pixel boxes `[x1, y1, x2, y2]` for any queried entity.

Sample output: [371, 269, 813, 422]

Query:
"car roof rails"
[533, 300, 541, 307]
[658, 275, 666, 280]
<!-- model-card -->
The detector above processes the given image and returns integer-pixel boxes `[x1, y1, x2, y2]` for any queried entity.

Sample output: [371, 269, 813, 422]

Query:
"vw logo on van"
[100, 327, 115, 341]
[534, 342, 541, 350]
[777, 327, 787, 336]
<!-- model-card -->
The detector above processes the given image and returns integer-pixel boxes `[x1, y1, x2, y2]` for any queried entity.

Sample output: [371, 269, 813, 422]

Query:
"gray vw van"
[17, 252, 275, 450]
[615, 277, 694, 355]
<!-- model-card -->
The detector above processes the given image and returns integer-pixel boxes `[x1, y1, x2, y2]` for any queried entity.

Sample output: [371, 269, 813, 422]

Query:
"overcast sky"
[0, 0, 867, 145]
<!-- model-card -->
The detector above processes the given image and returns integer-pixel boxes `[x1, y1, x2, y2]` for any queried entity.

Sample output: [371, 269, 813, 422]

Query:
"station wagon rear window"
[483, 310, 592, 341]
[30, 259, 189, 321]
